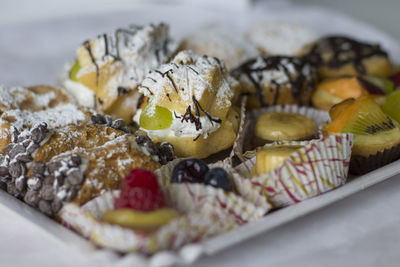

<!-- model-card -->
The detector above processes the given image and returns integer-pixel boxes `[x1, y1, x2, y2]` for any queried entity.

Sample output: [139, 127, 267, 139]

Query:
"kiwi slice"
[341, 97, 397, 135]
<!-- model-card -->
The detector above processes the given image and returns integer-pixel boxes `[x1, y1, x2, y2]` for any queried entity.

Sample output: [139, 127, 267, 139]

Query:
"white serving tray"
[1, 2, 400, 267]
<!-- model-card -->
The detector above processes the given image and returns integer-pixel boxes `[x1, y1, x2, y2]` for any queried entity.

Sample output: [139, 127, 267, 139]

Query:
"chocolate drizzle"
[304, 35, 388, 74]
[83, 40, 100, 84]
[173, 96, 222, 141]
[232, 56, 315, 107]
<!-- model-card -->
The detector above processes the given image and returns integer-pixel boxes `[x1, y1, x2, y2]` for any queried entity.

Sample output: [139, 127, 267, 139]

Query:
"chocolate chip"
[112, 119, 125, 129]
[10, 127, 19, 143]
[135, 134, 151, 145]
[7, 183, 20, 197]
[104, 115, 113, 126]
[0, 166, 9, 176]
[24, 190, 40, 207]
[91, 114, 105, 125]
[27, 176, 42, 191]
[9, 161, 25, 178]
[15, 176, 26, 192]
[22, 139, 31, 148]
[69, 155, 81, 167]
[26, 142, 40, 154]
[30, 125, 47, 144]
[32, 161, 46, 175]
[158, 142, 174, 164]
[38, 200, 52, 216]
[17, 135, 27, 143]
[8, 144, 26, 159]
[51, 199, 62, 214]
[47, 161, 62, 174]
[43, 175, 55, 186]
[66, 168, 83, 185]
[64, 187, 78, 202]
[40, 185, 54, 201]
[15, 153, 32, 163]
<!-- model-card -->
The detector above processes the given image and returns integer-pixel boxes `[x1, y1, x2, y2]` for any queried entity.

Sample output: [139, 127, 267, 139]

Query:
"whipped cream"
[133, 109, 220, 139]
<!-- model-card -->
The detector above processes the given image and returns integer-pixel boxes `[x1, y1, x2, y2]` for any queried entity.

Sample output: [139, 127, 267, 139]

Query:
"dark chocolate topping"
[304, 35, 388, 74]
[232, 56, 316, 107]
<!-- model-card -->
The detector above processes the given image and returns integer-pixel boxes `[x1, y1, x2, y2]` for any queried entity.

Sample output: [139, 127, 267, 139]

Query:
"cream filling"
[63, 79, 95, 108]
[133, 109, 220, 139]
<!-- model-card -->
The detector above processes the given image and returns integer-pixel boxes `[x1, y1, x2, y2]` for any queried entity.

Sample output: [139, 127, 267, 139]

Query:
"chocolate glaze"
[304, 35, 388, 74]
[232, 56, 315, 107]
[83, 40, 100, 84]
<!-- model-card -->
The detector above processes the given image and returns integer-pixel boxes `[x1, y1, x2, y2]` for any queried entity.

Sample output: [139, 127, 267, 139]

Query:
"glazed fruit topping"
[204, 168, 232, 191]
[358, 75, 394, 95]
[139, 104, 173, 130]
[115, 169, 165, 212]
[171, 158, 209, 184]
[171, 159, 232, 191]
[389, 71, 400, 88]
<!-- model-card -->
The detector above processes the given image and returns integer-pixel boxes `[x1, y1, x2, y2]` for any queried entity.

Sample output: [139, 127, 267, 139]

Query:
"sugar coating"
[1, 104, 86, 131]
[247, 21, 317, 55]
[0, 85, 56, 110]
[139, 50, 236, 116]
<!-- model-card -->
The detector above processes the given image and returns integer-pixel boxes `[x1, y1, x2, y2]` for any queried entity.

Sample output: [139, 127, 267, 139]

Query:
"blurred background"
[0, 0, 399, 42]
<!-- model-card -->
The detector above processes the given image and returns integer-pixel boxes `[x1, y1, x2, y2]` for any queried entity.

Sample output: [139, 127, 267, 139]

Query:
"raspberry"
[114, 169, 165, 212]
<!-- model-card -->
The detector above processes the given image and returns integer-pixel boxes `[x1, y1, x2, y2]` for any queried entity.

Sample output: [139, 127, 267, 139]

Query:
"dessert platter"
[1, 2, 400, 267]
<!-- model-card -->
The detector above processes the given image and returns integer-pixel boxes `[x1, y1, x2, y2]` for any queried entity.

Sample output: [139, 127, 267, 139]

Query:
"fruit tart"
[232, 56, 317, 109]
[312, 75, 395, 110]
[134, 50, 241, 159]
[62, 23, 176, 122]
[325, 96, 400, 174]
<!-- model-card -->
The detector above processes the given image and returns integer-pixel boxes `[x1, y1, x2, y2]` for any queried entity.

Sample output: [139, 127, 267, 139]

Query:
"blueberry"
[204, 168, 232, 191]
[171, 158, 209, 184]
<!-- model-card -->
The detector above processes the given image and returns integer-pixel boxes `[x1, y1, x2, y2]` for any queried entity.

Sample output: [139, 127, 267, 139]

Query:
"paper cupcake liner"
[234, 133, 353, 208]
[60, 162, 269, 254]
[239, 105, 330, 161]
[156, 158, 271, 212]
[350, 143, 400, 175]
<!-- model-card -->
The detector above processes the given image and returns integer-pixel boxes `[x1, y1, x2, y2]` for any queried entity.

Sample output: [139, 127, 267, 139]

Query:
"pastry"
[252, 145, 302, 176]
[102, 169, 179, 233]
[325, 96, 400, 174]
[62, 23, 177, 122]
[134, 50, 241, 158]
[232, 56, 317, 109]
[179, 26, 259, 70]
[246, 21, 317, 56]
[0, 85, 91, 154]
[254, 112, 318, 145]
[303, 36, 393, 79]
[0, 121, 163, 216]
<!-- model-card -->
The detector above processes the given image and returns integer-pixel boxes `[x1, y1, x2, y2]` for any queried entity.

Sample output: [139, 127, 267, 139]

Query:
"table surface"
[1, 1, 400, 267]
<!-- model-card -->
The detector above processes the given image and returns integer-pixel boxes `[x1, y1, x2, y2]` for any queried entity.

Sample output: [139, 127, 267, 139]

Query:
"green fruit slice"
[69, 60, 81, 82]
[341, 97, 396, 135]
[362, 75, 394, 94]
[139, 104, 173, 130]
[383, 89, 400, 124]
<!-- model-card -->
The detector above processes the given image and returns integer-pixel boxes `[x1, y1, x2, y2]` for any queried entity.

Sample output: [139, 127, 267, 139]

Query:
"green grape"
[383, 89, 400, 123]
[140, 104, 173, 130]
[363, 75, 394, 94]
[69, 60, 81, 82]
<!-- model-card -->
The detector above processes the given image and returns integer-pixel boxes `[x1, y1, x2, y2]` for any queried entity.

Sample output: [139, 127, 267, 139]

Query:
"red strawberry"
[114, 169, 165, 212]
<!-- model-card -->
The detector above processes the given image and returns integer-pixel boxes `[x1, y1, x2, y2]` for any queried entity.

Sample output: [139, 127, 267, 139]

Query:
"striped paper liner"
[239, 105, 330, 161]
[235, 133, 353, 208]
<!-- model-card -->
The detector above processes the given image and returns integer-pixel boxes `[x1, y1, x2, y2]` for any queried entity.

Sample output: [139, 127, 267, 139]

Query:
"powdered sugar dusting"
[1, 104, 86, 131]
[139, 50, 235, 115]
